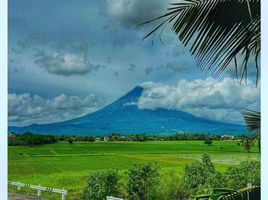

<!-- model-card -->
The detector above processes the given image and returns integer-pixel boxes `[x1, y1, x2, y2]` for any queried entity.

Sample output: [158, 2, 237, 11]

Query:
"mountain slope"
[9, 86, 247, 135]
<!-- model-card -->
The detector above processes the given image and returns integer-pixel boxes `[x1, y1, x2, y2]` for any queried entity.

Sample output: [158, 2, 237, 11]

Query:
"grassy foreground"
[8, 141, 259, 199]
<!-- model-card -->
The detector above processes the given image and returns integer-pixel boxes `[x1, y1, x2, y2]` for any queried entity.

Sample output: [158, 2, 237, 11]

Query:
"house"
[221, 134, 234, 140]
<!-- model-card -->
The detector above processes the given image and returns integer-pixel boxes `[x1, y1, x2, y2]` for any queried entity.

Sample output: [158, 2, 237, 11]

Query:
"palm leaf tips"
[242, 109, 260, 131]
[140, 0, 260, 84]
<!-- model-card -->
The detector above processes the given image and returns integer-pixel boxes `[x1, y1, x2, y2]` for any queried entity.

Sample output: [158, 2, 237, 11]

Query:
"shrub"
[126, 162, 160, 200]
[185, 155, 260, 198]
[86, 136, 96, 142]
[243, 138, 252, 152]
[184, 154, 226, 193]
[82, 169, 120, 200]
[204, 138, 212, 145]
[150, 172, 191, 200]
[225, 161, 260, 189]
[68, 137, 74, 144]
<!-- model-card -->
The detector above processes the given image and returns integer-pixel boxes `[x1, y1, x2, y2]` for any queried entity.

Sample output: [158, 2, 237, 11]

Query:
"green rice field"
[8, 141, 259, 199]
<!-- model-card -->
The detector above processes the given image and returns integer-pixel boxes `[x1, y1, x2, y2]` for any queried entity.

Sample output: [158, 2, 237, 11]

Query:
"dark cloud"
[14, 31, 89, 55]
[8, 58, 25, 75]
[49, 38, 89, 55]
[145, 67, 153, 75]
[114, 71, 119, 77]
[16, 32, 48, 51]
[164, 62, 189, 72]
[128, 64, 136, 71]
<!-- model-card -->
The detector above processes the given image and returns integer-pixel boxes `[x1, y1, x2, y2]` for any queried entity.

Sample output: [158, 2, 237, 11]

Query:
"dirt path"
[8, 192, 45, 200]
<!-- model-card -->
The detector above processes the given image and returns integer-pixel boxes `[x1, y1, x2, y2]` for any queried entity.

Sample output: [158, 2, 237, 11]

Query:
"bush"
[68, 137, 74, 144]
[204, 138, 212, 145]
[185, 155, 260, 198]
[82, 169, 120, 200]
[184, 154, 226, 193]
[150, 171, 191, 200]
[243, 138, 252, 152]
[126, 162, 160, 200]
[225, 161, 260, 189]
[86, 136, 96, 142]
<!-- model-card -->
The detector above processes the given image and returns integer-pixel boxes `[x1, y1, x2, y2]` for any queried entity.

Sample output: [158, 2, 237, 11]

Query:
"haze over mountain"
[9, 86, 247, 135]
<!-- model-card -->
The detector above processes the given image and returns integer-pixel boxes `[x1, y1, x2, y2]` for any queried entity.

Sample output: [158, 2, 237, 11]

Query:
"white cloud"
[137, 77, 260, 124]
[35, 52, 103, 76]
[8, 93, 104, 126]
[106, 0, 169, 27]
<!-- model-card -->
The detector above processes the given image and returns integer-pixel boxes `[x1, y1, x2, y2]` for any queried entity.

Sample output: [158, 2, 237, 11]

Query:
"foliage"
[85, 136, 96, 142]
[220, 186, 260, 200]
[8, 132, 56, 146]
[184, 154, 226, 193]
[242, 137, 253, 152]
[140, 0, 260, 84]
[150, 173, 191, 200]
[67, 137, 74, 144]
[192, 188, 237, 200]
[49, 133, 234, 142]
[186, 155, 260, 197]
[242, 110, 260, 131]
[225, 161, 260, 189]
[126, 162, 160, 200]
[56, 135, 96, 142]
[93, 133, 228, 142]
[81, 169, 120, 200]
[242, 109, 260, 152]
[204, 137, 213, 145]
[193, 186, 260, 200]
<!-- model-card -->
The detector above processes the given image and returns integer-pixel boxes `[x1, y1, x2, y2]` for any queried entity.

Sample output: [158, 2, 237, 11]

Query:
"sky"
[8, 0, 260, 126]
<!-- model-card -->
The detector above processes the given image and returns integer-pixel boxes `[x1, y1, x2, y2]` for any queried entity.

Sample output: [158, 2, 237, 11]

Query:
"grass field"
[8, 141, 259, 199]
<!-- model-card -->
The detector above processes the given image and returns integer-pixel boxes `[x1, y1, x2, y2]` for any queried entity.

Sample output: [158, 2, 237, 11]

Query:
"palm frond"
[241, 109, 260, 153]
[242, 109, 260, 131]
[139, 0, 260, 84]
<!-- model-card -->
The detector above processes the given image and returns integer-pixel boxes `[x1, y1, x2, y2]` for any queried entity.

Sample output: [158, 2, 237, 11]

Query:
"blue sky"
[8, 0, 260, 126]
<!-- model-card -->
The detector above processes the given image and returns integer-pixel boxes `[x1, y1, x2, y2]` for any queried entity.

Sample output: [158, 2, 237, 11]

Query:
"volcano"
[8, 86, 247, 135]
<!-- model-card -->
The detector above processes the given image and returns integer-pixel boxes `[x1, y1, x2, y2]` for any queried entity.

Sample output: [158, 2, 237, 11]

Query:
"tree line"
[8, 132, 253, 148]
[8, 132, 56, 146]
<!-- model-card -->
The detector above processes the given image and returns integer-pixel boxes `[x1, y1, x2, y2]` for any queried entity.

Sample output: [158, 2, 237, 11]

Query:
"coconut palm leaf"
[139, 0, 260, 83]
[242, 109, 260, 152]
[242, 109, 260, 131]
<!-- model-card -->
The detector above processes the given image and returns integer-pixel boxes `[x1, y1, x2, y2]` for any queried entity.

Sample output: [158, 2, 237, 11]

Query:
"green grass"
[8, 141, 259, 199]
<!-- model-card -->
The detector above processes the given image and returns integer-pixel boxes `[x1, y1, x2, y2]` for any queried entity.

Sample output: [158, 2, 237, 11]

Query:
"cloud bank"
[9, 93, 104, 126]
[138, 77, 260, 124]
